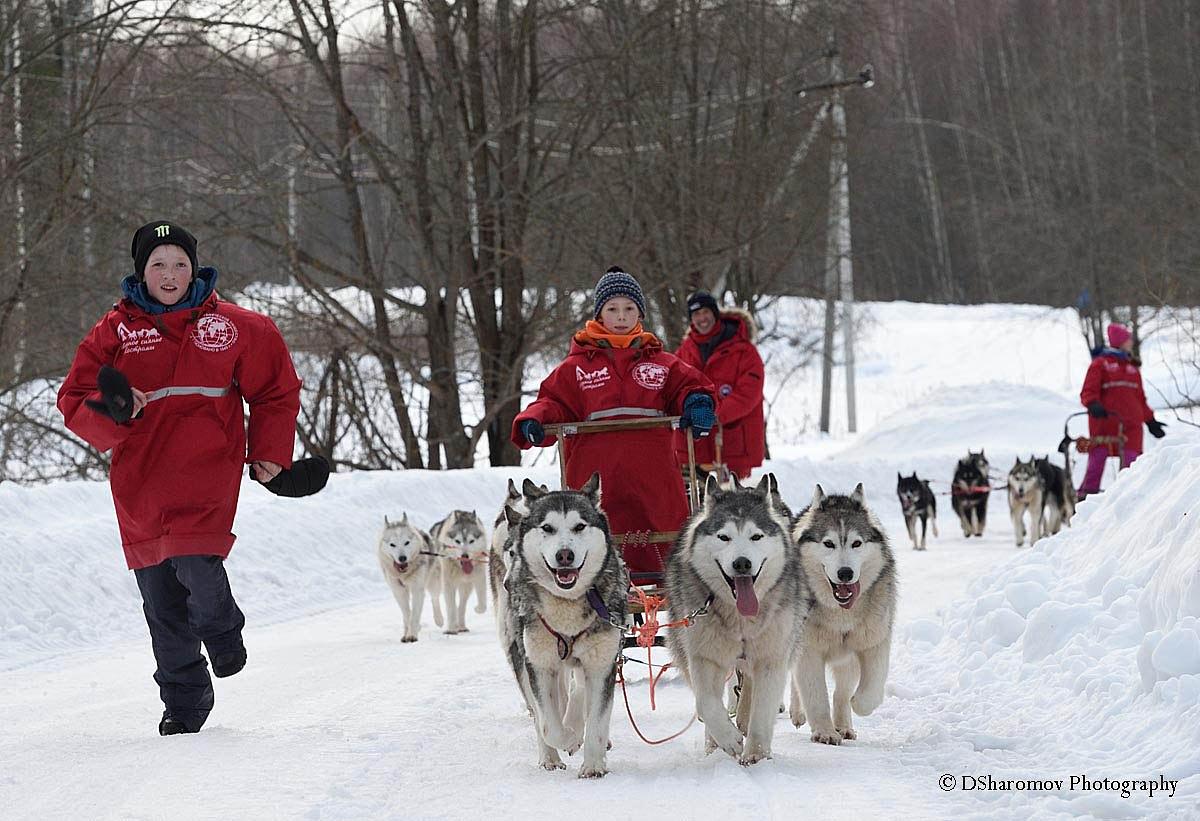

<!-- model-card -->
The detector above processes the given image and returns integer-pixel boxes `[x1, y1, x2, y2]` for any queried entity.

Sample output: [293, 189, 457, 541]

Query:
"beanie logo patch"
[154, 224, 171, 237]
[632, 362, 668, 391]
[191, 314, 239, 353]
[575, 365, 611, 391]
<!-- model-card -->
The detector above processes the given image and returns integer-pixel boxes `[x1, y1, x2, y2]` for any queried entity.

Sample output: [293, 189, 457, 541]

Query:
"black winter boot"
[159, 716, 199, 736]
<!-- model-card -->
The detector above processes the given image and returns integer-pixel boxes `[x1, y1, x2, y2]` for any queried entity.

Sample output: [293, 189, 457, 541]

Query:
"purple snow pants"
[1078, 447, 1140, 495]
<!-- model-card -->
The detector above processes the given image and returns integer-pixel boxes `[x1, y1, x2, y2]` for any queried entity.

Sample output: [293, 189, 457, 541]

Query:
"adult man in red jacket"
[58, 221, 304, 735]
[1077, 322, 1166, 498]
[673, 292, 766, 480]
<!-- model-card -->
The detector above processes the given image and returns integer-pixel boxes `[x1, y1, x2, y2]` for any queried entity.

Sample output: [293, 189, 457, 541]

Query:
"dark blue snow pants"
[133, 556, 245, 731]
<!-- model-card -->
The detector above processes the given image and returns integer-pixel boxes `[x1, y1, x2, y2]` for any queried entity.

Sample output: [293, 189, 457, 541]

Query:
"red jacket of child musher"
[672, 307, 765, 478]
[512, 329, 714, 574]
[58, 290, 302, 570]
[1080, 348, 1154, 455]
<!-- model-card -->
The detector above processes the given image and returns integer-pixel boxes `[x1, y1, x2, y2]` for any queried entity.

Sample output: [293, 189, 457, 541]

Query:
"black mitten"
[84, 365, 134, 424]
[257, 456, 331, 498]
[1147, 419, 1167, 439]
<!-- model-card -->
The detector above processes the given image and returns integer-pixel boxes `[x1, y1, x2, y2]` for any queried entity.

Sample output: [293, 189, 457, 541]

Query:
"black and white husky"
[1007, 457, 1045, 547]
[665, 473, 810, 764]
[430, 510, 488, 633]
[376, 514, 444, 641]
[790, 484, 896, 745]
[503, 473, 628, 777]
[1035, 455, 1075, 535]
[895, 472, 938, 550]
[951, 450, 991, 537]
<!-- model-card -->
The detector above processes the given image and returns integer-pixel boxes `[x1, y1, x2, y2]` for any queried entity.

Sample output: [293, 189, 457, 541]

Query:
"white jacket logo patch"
[576, 365, 610, 390]
[632, 362, 668, 390]
[117, 321, 162, 354]
[192, 315, 239, 352]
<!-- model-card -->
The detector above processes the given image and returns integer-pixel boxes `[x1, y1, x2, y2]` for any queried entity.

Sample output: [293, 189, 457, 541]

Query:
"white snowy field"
[2, 302, 1198, 821]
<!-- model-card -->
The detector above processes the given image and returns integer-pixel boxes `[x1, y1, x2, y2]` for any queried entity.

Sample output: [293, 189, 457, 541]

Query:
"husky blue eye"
[823, 540, 835, 549]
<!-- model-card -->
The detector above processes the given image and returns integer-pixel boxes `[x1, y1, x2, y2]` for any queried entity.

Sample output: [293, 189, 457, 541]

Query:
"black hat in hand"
[256, 456, 331, 498]
[85, 365, 135, 424]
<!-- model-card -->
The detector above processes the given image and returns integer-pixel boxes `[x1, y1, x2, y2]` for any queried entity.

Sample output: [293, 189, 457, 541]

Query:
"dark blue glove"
[1147, 419, 1167, 439]
[520, 419, 545, 446]
[680, 393, 716, 436]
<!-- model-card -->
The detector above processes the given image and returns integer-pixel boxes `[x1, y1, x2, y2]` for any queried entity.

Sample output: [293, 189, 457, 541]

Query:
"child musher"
[512, 267, 716, 575]
[58, 221, 318, 736]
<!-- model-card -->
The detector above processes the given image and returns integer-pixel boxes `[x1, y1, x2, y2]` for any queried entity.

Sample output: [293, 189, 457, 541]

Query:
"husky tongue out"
[733, 575, 759, 617]
[459, 556, 474, 574]
[830, 580, 860, 609]
[393, 560, 409, 574]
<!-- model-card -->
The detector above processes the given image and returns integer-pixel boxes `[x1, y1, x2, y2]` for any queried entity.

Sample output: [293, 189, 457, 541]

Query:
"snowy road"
[0, 526, 1060, 821]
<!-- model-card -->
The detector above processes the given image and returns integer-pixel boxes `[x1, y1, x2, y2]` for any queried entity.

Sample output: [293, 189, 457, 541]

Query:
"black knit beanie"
[131, 221, 198, 279]
[593, 266, 646, 319]
[687, 291, 720, 318]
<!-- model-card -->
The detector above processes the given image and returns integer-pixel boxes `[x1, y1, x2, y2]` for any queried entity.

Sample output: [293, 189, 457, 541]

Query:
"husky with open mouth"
[790, 484, 896, 745]
[376, 514, 444, 642]
[665, 473, 811, 765]
[431, 510, 489, 633]
[503, 472, 628, 777]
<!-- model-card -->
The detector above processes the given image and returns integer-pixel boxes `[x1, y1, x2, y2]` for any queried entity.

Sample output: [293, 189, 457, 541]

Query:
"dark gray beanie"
[593, 266, 646, 319]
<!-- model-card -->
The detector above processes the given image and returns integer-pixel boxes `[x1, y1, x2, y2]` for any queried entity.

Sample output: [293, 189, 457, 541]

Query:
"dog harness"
[538, 588, 618, 660]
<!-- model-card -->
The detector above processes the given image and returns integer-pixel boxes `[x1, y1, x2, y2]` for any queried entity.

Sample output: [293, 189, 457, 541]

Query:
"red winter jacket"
[673, 308, 765, 478]
[512, 333, 714, 574]
[1080, 349, 1154, 455]
[58, 290, 302, 570]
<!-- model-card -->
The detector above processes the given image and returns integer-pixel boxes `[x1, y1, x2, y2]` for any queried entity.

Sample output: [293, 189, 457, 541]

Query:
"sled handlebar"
[543, 417, 701, 514]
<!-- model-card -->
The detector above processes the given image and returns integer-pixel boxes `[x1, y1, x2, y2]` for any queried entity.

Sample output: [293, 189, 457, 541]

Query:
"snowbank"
[890, 430, 1200, 818]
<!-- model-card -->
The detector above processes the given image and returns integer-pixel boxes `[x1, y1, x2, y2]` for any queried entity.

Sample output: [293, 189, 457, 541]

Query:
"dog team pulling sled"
[483, 412, 897, 776]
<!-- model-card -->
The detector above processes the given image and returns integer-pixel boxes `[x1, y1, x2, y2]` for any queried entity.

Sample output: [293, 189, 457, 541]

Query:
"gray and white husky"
[490, 479, 549, 665]
[503, 473, 628, 777]
[1035, 455, 1075, 535]
[431, 510, 489, 633]
[665, 473, 810, 764]
[790, 484, 896, 745]
[1007, 457, 1044, 547]
[376, 514, 444, 642]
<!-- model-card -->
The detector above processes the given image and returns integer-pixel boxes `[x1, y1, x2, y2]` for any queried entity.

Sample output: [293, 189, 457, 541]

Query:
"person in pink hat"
[1076, 322, 1166, 498]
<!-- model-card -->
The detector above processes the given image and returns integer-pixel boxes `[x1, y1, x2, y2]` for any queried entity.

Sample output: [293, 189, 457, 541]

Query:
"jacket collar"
[120, 266, 219, 315]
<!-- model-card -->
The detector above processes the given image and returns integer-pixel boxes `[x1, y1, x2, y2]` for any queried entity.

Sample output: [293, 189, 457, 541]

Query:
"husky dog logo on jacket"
[376, 514, 444, 642]
[790, 484, 897, 745]
[503, 473, 628, 777]
[665, 473, 810, 764]
[430, 510, 488, 633]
